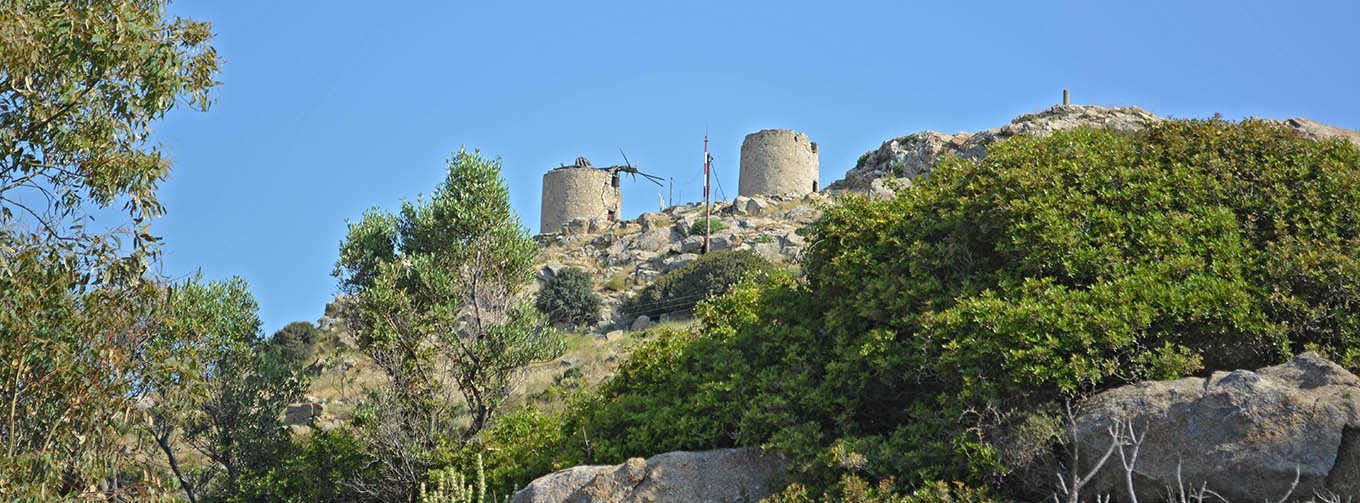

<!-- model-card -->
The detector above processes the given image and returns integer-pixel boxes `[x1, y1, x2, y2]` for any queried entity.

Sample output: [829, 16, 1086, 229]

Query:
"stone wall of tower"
[738, 129, 819, 197]
[540, 167, 621, 234]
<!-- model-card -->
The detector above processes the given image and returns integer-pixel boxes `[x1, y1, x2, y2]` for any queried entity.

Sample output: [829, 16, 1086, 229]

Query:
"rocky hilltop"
[532, 104, 1360, 330]
[827, 104, 1360, 195]
[827, 104, 1163, 193]
[534, 192, 824, 328]
[309, 105, 1360, 336]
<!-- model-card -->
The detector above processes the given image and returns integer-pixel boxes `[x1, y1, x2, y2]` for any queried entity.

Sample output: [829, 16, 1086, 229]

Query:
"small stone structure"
[283, 402, 323, 426]
[738, 129, 819, 197]
[541, 159, 622, 234]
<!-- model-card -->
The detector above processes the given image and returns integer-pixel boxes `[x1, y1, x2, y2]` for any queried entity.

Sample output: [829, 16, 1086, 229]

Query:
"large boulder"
[510, 448, 785, 503]
[634, 228, 677, 253]
[1072, 352, 1360, 502]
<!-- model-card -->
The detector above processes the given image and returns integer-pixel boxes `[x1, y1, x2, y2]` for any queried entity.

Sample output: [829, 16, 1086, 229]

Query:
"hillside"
[299, 103, 1360, 426]
[286, 105, 1360, 503]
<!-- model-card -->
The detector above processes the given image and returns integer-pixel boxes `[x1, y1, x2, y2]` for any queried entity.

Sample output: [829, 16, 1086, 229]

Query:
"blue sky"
[150, 1, 1360, 335]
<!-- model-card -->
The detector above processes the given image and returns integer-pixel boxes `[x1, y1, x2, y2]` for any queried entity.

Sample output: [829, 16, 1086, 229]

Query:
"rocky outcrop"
[830, 105, 1360, 194]
[535, 193, 822, 329]
[829, 105, 1162, 192]
[510, 448, 786, 503]
[1269, 117, 1360, 148]
[1072, 352, 1360, 502]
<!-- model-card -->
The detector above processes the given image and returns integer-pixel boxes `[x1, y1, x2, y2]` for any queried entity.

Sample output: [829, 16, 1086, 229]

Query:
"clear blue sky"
[150, 1, 1360, 336]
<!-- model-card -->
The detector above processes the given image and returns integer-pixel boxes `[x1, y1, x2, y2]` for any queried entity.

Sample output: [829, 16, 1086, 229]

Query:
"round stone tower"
[540, 166, 621, 234]
[738, 129, 819, 197]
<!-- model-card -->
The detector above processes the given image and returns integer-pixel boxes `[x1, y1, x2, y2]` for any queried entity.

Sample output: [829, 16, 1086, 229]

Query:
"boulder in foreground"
[510, 448, 785, 503]
[1073, 352, 1360, 501]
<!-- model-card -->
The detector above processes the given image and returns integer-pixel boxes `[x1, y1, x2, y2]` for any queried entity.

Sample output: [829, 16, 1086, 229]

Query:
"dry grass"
[306, 319, 696, 423]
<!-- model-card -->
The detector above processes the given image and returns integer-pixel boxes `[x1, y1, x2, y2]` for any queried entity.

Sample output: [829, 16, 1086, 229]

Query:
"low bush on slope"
[556, 118, 1360, 498]
[535, 267, 601, 326]
[620, 249, 776, 320]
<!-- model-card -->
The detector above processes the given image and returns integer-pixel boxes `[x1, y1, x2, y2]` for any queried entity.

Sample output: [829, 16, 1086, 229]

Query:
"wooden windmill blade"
[616, 149, 664, 187]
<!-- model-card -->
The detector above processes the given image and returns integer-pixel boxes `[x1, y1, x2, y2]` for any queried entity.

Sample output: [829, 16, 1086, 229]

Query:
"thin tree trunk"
[155, 431, 198, 503]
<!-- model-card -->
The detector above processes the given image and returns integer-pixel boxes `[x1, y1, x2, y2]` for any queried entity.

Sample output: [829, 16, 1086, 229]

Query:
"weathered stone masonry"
[541, 166, 621, 234]
[738, 129, 819, 197]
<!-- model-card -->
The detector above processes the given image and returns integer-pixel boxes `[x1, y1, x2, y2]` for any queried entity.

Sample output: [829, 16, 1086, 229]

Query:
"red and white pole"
[703, 132, 711, 254]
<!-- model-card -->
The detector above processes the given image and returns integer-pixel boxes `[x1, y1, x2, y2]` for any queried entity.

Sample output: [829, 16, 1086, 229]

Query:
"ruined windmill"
[540, 150, 663, 234]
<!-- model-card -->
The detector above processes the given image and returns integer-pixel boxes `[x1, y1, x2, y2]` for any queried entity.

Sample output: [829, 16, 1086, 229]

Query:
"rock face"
[1270, 117, 1360, 148]
[510, 448, 786, 503]
[1072, 352, 1360, 502]
[829, 105, 1162, 192]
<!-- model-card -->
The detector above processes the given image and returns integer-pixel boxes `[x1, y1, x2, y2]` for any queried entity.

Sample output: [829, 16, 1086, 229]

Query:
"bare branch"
[1272, 465, 1299, 503]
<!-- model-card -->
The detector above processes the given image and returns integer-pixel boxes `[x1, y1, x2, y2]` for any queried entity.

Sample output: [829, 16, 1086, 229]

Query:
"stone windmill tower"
[738, 129, 820, 197]
[540, 154, 661, 234]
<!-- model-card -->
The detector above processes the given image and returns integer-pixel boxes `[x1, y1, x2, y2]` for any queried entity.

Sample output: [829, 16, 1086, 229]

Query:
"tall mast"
[703, 131, 711, 254]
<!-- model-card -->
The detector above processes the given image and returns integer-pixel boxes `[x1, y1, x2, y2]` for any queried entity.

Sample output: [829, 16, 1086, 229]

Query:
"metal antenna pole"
[703, 132, 711, 254]
[669, 177, 674, 208]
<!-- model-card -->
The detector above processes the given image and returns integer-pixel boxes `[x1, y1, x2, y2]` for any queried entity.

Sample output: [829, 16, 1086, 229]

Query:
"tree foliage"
[334, 148, 563, 500]
[535, 267, 601, 327]
[565, 119, 1360, 497]
[1, 0, 219, 259]
[139, 277, 309, 503]
[267, 321, 324, 365]
[0, 0, 220, 499]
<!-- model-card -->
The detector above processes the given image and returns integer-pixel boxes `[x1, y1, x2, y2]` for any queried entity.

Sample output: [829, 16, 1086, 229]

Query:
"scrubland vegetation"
[5, 1, 1360, 502]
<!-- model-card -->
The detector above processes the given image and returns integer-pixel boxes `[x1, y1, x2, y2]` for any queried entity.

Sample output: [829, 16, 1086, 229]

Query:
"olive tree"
[334, 148, 563, 499]
[139, 277, 308, 503]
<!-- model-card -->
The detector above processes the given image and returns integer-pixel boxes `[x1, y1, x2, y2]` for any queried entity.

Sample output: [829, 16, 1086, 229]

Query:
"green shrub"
[603, 271, 629, 292]
[535, 267, 601, 326]
[619, 249, 776, 319]
[688, 217, 725, 236]
[228, 428, 373, 503]
[767, 477, 996, 503]
[472, 404, 581, 497]
[268, 321, 323, 364]
[579, 119, 1360, 497]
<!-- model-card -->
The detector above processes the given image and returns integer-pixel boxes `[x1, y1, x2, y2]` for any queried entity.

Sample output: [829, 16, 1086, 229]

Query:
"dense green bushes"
[570, 119, 1360, 498]
[170, 118, 1360, 502]
[619, 249, 776, 319]
[268, 321, 325, 364]
[535, 267, 601, 326]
